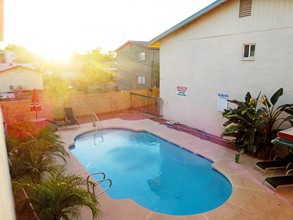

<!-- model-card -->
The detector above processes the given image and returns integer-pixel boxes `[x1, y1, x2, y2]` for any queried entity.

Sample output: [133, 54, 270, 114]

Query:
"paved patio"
[57, 116, 293, 220]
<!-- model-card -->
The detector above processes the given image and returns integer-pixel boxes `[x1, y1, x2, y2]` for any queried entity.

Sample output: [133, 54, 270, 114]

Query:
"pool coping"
[57, 118, 293, 220]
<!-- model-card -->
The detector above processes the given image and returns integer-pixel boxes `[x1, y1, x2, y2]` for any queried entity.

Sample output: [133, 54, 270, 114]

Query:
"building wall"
[160, 0, 293, 136]
[0, 108, 16, 220]
[0, 0, 3, 41]
[116, 43, 159, 90]
[0, 67, 44, 92]
[4, 51, 16, 64]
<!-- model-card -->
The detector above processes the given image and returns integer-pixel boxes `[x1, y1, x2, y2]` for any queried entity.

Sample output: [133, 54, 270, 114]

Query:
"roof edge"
[147, 0, 227, 48]
[0, 64, 36, 73]
[115, 40, 149, 52]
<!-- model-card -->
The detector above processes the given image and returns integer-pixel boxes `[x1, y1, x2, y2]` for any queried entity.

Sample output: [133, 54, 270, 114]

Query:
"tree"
[70, 48, 116, 93]
[45, 73, 73, 97]
[5, 44, 35, 63]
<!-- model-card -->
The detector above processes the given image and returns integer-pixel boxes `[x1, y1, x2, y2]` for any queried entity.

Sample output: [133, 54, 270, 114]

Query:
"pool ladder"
[87, 172, 112, 197]
[92, 112, 104, 144]
[92, 112, 103, 130]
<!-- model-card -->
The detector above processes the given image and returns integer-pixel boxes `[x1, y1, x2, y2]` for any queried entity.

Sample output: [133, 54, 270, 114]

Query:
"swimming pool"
[70, 129, 232, 215]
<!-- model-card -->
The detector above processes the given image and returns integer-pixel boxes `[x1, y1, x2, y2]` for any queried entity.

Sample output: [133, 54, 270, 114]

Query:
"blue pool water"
[70, 129, 232, 215]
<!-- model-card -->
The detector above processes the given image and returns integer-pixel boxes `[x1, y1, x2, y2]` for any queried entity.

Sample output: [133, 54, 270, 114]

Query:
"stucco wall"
[0, 0, 3, 41]
[116, 43, 159, 90]
[1, 89, 159, 125]
[159, 0, 293, 136]
[0, 108, 16, 220]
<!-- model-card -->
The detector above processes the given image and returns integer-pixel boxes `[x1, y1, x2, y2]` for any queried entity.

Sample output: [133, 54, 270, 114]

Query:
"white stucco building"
[148, 0, 293, 136]
[0, 65, 43, 93]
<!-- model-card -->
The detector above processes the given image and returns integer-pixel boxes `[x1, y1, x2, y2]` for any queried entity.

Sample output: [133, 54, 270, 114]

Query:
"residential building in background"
[0, 48, 44, 99]
[0, 65, 43, 93]
[115, 41, 159, 90]
[148, 0, 293, 136]
[105, 61, 117, 81]
[0, 50, 16, 64]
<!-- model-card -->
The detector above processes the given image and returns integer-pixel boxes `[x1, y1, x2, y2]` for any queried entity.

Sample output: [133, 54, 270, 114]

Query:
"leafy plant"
[259, 88, 293, 146]
[6, 125, 68, 181]
[222, 88, 293, 159]
[6, 122, 101, 219]
[222, 92, 267, 154]
[14, 166, 101, 220]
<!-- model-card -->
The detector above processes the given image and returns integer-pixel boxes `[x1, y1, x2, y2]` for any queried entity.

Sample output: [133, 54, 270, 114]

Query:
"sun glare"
[15, 16, 80, 62]
[4, 0, 216, 61]
[32, 43, 74, 62]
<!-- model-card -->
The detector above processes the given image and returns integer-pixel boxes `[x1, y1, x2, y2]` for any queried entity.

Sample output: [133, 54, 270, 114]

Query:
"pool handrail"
[92, 112, 103, 130]
[86, 172, 112, 196]
[86, 172, 106, 191]
[93, 178, 112, 196]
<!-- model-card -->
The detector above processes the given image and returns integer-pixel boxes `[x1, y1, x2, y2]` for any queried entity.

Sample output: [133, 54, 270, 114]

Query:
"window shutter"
[239, 0, 252, 18]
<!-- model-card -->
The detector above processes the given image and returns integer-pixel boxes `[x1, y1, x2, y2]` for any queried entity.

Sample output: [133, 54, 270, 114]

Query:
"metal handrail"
[286, 162, 293, 172]
[92, 112, 103, 130]
[286, 168, 293, 175]
[86, 172, 112, 197]
[87, 172, 106, 191]
[93, 178, 112, 196]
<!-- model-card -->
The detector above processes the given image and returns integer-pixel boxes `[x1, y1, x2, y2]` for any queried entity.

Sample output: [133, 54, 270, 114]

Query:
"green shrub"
[6, 122, 101, 219]
[222, 88, 293, 159]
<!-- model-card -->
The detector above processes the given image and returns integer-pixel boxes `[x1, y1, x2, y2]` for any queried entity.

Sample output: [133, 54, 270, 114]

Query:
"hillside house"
[116, 41, 159, 90]
[148, 0, 293, 136]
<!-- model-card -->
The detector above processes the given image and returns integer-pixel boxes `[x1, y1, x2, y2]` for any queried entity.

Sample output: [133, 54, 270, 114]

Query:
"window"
[242, 44, 255, 60]
[137, 75, 146, 84]
[239, 0, 252, 18]
[137, 52, 145, 61]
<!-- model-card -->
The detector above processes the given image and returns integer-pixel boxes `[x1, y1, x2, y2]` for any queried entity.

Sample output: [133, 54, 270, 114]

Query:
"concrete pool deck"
[57, 118, 293, 220]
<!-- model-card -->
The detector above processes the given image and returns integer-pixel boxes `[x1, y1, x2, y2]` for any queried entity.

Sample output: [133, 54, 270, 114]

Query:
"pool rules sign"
[217, 93, 228, 112]
[177, 86, 187, 96]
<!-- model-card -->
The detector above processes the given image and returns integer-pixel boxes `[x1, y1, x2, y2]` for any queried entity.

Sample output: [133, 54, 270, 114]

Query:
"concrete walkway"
[58, 118, 293, 220]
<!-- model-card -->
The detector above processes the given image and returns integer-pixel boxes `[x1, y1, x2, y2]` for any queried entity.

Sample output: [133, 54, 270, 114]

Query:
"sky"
[1, 0, 215, 60]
